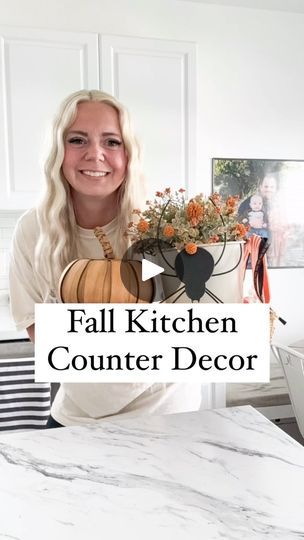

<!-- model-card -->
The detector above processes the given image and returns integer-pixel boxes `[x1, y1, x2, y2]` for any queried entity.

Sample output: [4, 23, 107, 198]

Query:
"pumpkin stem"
[94, 227, 115, 259]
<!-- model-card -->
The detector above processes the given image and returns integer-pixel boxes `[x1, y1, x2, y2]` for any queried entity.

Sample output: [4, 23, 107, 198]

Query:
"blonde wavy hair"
[35, 89, 145, 291]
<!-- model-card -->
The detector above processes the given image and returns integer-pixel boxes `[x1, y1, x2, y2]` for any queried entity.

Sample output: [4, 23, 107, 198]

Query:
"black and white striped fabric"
[0, 358, 50, 432]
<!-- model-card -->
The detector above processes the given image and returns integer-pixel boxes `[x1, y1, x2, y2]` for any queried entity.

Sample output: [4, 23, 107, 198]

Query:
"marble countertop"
[0, 405, 304, 539]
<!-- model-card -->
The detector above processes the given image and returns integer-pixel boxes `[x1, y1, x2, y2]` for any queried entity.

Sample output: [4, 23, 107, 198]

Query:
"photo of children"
[212, 159, 304, 268]
[241, 193, 268, 239]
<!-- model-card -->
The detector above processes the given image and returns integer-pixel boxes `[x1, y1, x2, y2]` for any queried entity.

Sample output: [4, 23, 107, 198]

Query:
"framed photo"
[212, 158, 304, 268]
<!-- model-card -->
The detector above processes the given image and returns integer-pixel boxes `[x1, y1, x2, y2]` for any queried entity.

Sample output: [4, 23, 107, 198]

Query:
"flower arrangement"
[127, 188, 248, 254]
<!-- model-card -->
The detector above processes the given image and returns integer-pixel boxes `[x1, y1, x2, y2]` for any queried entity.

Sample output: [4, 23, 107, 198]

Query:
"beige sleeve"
[9, 217, 43, 331]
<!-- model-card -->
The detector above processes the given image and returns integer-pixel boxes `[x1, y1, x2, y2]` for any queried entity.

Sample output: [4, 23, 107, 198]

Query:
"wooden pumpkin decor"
[59, 227, 154, 304]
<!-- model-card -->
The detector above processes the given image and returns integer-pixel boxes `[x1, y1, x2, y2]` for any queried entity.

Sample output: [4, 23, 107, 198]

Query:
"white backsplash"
[0, 211, 27, 338]
[0, 211, 22, 293]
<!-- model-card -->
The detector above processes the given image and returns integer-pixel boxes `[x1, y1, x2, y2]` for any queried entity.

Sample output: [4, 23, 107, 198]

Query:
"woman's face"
[62, 101, 128, 200]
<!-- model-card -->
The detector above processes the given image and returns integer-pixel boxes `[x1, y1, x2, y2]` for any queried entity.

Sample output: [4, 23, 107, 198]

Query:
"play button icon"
[142, 259, 164, 281]
[120, 238, 176, 301]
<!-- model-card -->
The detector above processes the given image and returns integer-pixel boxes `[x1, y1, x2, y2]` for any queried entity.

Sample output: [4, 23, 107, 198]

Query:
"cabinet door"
[100, 35, 197, 198]
[0, 27, 99, 210]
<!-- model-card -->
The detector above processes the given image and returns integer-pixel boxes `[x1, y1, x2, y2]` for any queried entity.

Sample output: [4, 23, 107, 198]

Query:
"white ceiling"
[179, 0, 304, 14]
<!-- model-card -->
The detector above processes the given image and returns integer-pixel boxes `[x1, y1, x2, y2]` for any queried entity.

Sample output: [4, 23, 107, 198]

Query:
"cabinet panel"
[0, 27, 99, 209]
[100, 35, 197, 198]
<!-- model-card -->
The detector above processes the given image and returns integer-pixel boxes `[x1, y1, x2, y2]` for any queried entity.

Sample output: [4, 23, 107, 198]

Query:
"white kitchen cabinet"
[0, 26, 99, 210]
[0, 28, 197, 209]
[100, 35, 197, 198]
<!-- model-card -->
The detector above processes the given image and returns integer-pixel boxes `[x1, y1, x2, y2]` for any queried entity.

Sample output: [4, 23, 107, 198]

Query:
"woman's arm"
[27, 324, 35, 343]
[9, 211, 43, 336]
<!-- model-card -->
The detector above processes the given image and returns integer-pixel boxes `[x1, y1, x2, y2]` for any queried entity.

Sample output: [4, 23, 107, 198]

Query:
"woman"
[9, 89, 202, 427]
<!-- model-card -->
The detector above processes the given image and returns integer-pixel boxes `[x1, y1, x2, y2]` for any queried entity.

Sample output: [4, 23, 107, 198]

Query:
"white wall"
[0, 0, 303, 344]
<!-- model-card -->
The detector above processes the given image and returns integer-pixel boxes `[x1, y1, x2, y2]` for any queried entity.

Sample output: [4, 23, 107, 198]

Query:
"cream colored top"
[9, 208, 202, 425]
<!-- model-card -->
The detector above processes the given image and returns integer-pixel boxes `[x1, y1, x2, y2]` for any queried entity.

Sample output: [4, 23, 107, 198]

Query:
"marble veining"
[0, 406, 304, 539]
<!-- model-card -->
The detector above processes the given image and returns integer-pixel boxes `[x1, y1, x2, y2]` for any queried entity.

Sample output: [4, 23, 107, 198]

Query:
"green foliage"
[213, 159, 283, 199]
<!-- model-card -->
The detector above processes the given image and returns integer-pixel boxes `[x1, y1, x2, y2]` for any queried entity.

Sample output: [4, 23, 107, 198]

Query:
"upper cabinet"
[0, 27, 99, 209]
[100, 35, 197, 199]
[0, 28, 197, 209]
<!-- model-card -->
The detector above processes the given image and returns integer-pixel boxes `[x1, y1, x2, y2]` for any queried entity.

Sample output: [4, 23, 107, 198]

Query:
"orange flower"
[163, 224, 175, 238]
[226, 196, 237, 207]
[186, 201, 204, 226]
[209, 235, 220, 243]
[210, 193, 221, 204]
[156, 191, 163, 197]
[178, 188, 186, 193]
[185, 242, 197, 255]
[137, 219, 149, 233]
[235, 223, 248, 238]
[226, 196, 239, 214]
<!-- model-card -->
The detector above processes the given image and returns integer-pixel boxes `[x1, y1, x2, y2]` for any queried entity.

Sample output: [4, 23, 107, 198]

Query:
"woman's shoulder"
[13, 207, 39, 243]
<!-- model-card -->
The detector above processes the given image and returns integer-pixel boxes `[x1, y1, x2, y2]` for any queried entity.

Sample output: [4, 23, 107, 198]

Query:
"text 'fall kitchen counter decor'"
[127, 188, 250, 304]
